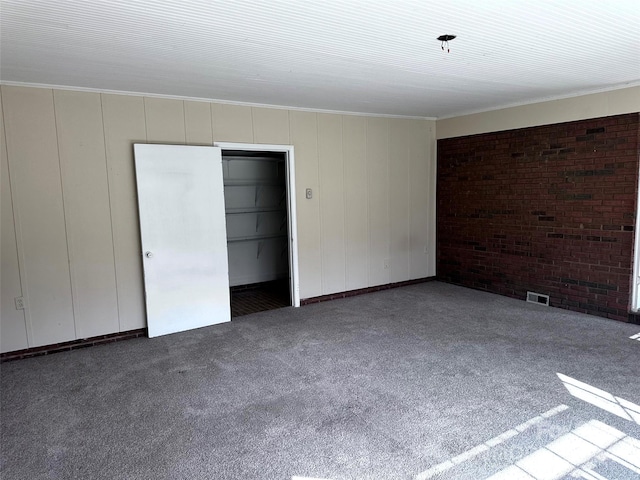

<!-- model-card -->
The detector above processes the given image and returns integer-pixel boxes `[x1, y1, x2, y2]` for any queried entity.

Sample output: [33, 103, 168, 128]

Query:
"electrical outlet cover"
[14, 296, 25, 310]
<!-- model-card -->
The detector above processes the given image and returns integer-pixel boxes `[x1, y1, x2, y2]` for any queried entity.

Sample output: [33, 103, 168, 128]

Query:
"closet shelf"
[224, 156, 285, 163]
[224, 180, 284, 187]
[225, 206, 286, 215]
[227, 233, 287, 243]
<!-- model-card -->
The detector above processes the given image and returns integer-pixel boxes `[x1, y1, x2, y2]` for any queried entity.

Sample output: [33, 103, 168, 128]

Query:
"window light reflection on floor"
[557, 373, 640, 424]
[293, 372, 640, 480]
[485, 419, 640, 480]
[414, 405, 569, 480]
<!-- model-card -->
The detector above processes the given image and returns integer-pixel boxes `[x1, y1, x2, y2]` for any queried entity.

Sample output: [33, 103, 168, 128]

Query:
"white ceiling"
[1, 0, 639, 118]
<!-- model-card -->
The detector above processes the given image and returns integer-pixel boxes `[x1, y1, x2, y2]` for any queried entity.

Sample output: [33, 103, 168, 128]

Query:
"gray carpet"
[1, 282, 639, 480]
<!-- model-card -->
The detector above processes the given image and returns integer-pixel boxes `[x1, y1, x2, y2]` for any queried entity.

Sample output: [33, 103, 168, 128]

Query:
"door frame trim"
[214, 142, 300, 308]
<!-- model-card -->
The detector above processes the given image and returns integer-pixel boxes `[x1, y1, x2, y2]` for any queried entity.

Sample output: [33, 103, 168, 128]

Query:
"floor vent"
[526, 291, 550, 306]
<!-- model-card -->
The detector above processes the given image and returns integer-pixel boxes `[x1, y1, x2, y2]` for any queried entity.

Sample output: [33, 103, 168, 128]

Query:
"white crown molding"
[3, 79, 635, 122]
[436, 81, 640, 120]
[0, 81, 436, 121]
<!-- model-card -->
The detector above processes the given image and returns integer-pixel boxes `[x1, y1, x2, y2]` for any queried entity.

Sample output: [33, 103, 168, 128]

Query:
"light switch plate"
[305, 188, 312, 199]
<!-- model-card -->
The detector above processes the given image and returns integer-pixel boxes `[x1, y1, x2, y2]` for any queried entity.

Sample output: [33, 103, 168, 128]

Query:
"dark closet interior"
[222, 150, 291, 317]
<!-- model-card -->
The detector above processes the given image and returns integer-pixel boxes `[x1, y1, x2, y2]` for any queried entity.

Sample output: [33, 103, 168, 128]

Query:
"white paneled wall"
[343, 116, 369, 291]
[101, 94, 147, 332]
[2, 87, 76, 347]
[0, 85, 436, 353]
[53, 90, 119, 338]
[318, 114, 346, 295]
[367, 117, 391, 287]
[0, 93, 28, 352]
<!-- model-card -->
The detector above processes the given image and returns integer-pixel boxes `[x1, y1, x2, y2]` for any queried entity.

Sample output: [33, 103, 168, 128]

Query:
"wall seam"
[0, 87, 30, 346]
[430, 123, 437, 275]
[316, 113, 325, 294]
[250, 107, 255, 142]
[142, 97, 149, 140]
[407, 122, 413, 279]
[209, 102, 216, 146]
[386, 119, 393, 283]
[341, 115, 348, 290]
[182, 100, 187, 144]
[51, 89, 78, 339]
[100, 93, 122, 332]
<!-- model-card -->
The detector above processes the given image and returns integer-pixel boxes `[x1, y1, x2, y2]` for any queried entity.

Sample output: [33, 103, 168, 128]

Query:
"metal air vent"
[526, 291, 550, 306]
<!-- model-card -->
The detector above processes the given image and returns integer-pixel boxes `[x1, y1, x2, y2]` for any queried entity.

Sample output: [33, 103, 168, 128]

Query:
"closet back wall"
[0, 85, 436, 353]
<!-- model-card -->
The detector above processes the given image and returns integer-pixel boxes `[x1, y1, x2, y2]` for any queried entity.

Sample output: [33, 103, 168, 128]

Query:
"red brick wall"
[437, 113, 640, 322]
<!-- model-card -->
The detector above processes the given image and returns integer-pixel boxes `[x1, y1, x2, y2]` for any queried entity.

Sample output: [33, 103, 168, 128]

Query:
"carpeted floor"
[1, 282, 639, 480]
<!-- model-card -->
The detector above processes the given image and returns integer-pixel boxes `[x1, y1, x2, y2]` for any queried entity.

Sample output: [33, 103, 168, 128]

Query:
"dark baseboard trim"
[437, 277, 640, 325]
[627, 313, 640, 325]
[0, 328, 147, 362]
[3, 278, 437, 360]
[301, 276, 436, 306]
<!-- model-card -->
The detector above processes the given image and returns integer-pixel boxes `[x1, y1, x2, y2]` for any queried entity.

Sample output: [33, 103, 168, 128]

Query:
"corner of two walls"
[0, 85, 437, 353]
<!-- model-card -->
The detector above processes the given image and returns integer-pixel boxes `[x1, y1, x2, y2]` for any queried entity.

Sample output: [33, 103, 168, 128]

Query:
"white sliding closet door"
[134, 144, 230, 338]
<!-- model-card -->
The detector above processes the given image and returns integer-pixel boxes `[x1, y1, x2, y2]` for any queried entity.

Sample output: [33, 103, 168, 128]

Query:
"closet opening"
[219, 144, 300, 317]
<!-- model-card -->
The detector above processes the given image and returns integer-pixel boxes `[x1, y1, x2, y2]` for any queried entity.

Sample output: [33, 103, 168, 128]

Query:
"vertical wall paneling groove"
[53, 90, 119, 338]
[427, 123, 437, 275]
[407, 121, 414, 278]
[408, 121, 433, 279]
[343, 115, 369, 290]
[315, 113, 324, 294]
[144, 97, 186, 144]
[210, 103, 217, 145]
[182, 100, 187, 142]
[0, 91, 29, 352]
[367, 117, 391, 286]
[1, 86, 75, 347]
[99, 96, 121, 332]
[252, 107, 290, 144]
[318, 114, 346, 294]
[250, 106, 255, 142]
[2, 87, 34, 348]
[212, 103, 254, 143]
[389, 119, 411, 283]
[101, 93, 147, 331]
[184, 100, 214, 145]
[289, 111, 322, 298]
[52, 92, 78, 340]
